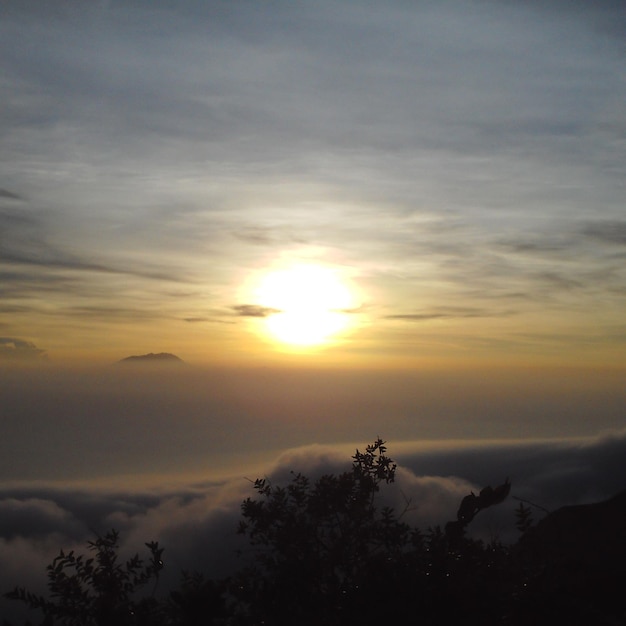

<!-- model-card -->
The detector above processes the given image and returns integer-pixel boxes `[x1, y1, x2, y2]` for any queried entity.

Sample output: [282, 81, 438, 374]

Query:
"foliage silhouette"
[232, 438, 411, 625]
[514, 501, 534, 534]
[6, 530, 164, 625]
[231, 439, 520, 625]
[167, 571, 227, 626]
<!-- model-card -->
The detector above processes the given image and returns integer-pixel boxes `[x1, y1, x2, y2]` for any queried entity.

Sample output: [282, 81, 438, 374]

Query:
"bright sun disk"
[252, 264, 357, 347]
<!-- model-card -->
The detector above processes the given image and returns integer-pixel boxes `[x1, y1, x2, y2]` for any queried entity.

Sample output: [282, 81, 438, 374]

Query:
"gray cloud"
[497, 238, 573, 255]
[0, 270, 78, 297]
[386, 313, 468, 321]
[232, 228, 275, 246]
[396, 429, 626, 513]
[183, 315, 235, 325]
[0, 498, 83, 540]
[0, 203, 188, 286]
[1, 0, 621, 176]
[0, 245, 186, 283]
[384, 307, 514, 321]
[231, 226, 307, 247]
[0, 189, 21, 200]
[0, 337, 46, 360]
[62, 305, 167, 321]
[532, 271, 585, 291]
[580, 220, 626, 246]
[232, 304, 281, 318]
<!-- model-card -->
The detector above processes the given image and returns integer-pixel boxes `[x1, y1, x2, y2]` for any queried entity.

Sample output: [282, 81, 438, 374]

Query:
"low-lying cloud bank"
[1, 429, 625, 620]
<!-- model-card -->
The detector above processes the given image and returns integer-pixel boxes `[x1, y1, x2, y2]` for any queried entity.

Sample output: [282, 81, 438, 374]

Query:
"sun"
[249, 264, 359, 348]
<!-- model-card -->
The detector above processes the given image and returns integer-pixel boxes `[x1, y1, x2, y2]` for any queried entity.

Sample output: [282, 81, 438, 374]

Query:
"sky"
[0, 0, 625, 619]
[1, 0, 625, 368]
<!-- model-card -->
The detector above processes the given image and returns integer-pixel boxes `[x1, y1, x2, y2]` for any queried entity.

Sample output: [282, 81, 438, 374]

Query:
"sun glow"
[249, 264, 359, 348]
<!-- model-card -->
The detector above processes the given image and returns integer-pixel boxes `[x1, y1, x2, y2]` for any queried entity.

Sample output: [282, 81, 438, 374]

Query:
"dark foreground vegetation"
[5, 439, 626, 625]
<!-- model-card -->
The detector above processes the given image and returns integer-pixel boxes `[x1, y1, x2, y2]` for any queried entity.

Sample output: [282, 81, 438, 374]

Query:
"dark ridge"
[117, 352, 185, 365]
[522, 489, 626, 565]
[517, 489, 626, 619]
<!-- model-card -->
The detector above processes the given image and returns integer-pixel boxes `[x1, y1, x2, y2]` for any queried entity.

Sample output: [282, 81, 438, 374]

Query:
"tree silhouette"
[231, 439, 519, 625]
[232, 438, 412, 625]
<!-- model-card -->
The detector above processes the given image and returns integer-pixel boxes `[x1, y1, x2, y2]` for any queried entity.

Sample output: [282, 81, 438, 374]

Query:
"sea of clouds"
[1, 428, 625, 622]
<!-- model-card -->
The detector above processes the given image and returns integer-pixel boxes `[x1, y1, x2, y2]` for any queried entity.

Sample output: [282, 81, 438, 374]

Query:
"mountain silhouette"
[524, 489, 626, 565]
[518, 489, 626, 619]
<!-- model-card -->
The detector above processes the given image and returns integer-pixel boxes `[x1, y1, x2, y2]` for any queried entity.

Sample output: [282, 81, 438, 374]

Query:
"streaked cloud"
[580, 220, 626, 246]
[0, 337, 46, 360]
[384, 307, 515, 321]
[0, 189, 21, 200]
[232, 304, 281, 318]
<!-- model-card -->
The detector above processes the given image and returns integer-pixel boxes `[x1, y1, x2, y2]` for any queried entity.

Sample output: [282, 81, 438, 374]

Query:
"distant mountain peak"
[117, 352, 185, 365]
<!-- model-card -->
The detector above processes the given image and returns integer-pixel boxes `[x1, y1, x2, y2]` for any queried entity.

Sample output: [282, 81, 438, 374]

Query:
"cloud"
[580, 220, 626, 246]
[384, 307, 514, 321]
[183, 316, 235, 325]
[499, 221, 626, 260]
[497, 238, 573, 255]
[0, 246, 184, 283]
[231, 226, 308, 247]
[532, 271, 584, 291]
[0, 189, 21, 200]
[232, 229, 274, 245]
[0, 203, 187, 289]
[232, 304, 281, 318]
[0, 498, 83, 539]
[0, 270, 78, 299]
[0, 337, 46, 360]
[62, 305, 167, 321]
[394, 429, 626, 511]
[386, 313, 467, 321]
[0, 535, 68, 622]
